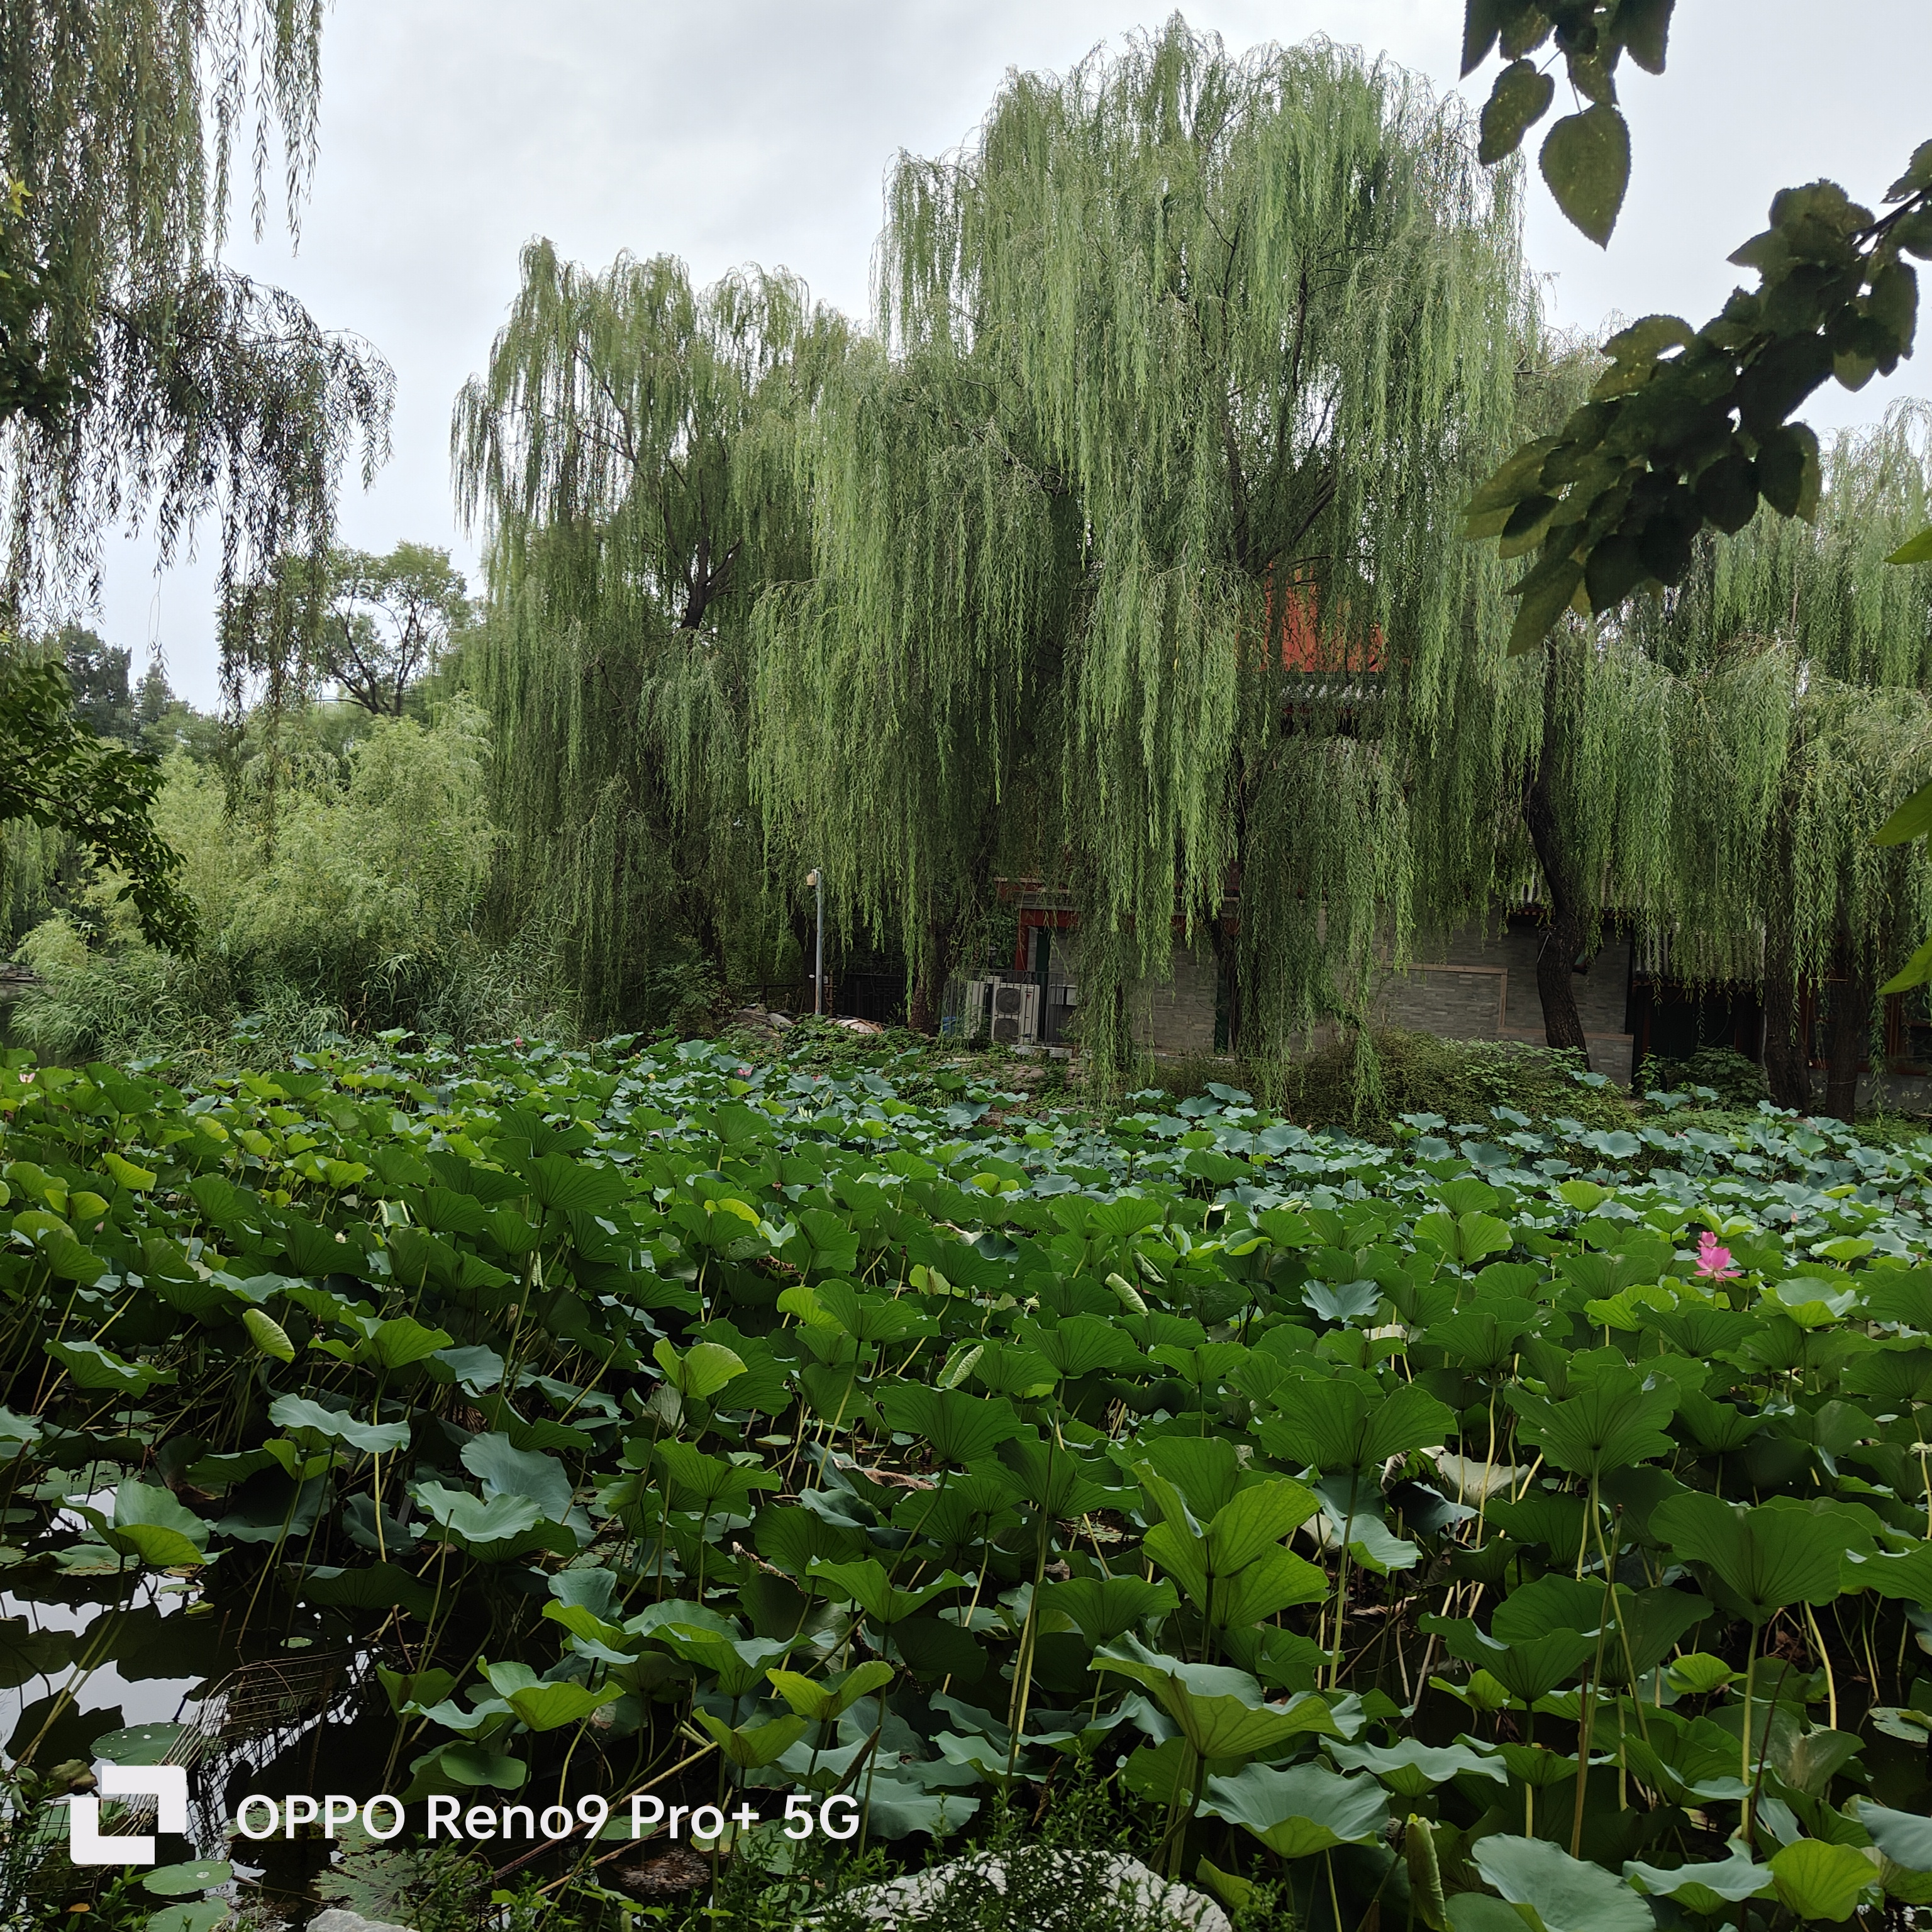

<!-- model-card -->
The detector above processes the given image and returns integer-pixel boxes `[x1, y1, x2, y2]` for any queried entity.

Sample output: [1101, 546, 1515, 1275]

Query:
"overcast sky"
[97, 0, 1932, 706]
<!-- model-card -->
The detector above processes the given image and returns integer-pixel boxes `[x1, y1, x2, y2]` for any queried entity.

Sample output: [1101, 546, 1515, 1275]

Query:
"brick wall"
[1106, 921, 1640, 1084]
[1135, 941, 1219, 1056]
[1374, 924, 1635, 1084]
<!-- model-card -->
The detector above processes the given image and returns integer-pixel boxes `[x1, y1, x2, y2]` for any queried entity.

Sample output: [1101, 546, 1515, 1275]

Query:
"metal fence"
[750, 974, 908, 1025]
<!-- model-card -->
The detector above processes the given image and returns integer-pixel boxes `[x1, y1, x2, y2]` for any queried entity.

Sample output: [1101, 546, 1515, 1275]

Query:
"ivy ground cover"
[3, 1035, 1932, 1928]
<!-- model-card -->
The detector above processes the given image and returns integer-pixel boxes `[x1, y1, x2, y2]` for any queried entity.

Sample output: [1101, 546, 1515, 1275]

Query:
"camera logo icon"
[69, 1765, 189, 1865]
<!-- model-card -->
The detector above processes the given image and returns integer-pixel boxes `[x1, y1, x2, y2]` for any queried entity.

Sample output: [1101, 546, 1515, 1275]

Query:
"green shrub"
[12, 701, 575, 1062]
[1275, 1025, 1635, 1136]
[639, 955, 728, 1037]
[1636, 1044, 1768, 1107]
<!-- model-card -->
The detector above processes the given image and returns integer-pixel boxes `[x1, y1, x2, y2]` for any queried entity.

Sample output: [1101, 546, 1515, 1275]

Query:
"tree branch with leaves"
[321, 543, 472, 716]
[1461, 2, 1929, 652]
[0, 653, 195, 952]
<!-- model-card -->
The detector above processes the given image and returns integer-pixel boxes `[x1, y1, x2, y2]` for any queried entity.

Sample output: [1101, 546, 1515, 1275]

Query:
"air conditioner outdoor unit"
[963, 976, 996, 1038]
[964, 975, 1041, 1045]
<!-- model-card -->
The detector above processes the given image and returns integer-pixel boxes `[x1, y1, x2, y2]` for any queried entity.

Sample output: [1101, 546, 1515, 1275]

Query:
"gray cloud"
[93, 0, 1931, 702]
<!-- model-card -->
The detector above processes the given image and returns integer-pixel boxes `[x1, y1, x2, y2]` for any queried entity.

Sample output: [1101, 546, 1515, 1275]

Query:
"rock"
[308, 1911, 414, 1932]
[831, 1016, 885, 1035]
[843, 1848, 1233, 1931]
[727, 1005, 799, 1031]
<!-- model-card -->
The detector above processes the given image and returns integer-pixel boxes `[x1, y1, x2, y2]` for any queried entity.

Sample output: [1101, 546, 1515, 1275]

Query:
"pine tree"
[133, 661, 175, 732]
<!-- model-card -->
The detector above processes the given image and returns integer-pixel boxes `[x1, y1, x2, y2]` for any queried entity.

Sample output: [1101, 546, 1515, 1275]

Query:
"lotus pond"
[2, 1033, 1932, 1931]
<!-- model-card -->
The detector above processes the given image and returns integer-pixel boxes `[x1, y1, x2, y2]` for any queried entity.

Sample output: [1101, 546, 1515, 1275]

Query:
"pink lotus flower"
[1694, 1230, 1740, 1280]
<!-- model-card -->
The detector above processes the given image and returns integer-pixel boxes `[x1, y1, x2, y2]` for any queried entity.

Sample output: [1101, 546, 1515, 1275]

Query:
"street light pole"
[806, 868, 823, 1016]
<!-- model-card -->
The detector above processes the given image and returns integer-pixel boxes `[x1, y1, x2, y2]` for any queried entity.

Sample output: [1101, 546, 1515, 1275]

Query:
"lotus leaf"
[1202, 1760, 1388, 1858]
[1471, 1835, 1653, 1932]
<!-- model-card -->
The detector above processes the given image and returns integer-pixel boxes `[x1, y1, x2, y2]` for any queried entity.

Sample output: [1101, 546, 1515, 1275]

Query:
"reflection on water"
[3, 1554, 384, 1911]
[2, 1573, 213, 1765]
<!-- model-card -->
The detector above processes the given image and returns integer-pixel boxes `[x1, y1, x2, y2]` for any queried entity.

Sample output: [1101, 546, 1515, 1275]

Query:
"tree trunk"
[1760, 936, 1813, 1113]
[1520, 753, 1589, 1056]
[1206, 913, 1243, 1055]
[689, 902, 731, 1020]
[908, 918, 955, 1036]
[787, 900, 815, 1008]
[1822, 966, 1873, 1123]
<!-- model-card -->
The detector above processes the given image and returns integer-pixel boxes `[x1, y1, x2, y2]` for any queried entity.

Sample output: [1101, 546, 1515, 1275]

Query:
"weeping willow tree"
[1642, 404, 1932, 1111]
[1492, 381, 1932, 1091]
[752, 340, 1081, 1029]
[0, 0, 391, 611]
[1495, 319, 1795, 1050]
[1672, 406, 1932, 691]
[755, 22, 1529, 1074]
[1494, 620, 1794, 1051]
[0, 1, 389, 960]
[453, 245, 848, 1029]
[1776, 679, 1932, 1119]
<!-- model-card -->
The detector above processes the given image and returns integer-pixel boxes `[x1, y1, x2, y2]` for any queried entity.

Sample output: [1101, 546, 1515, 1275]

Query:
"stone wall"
[1113, 920, 1639, 1083]
[1372, 923, 1636, 1085]
[1008, 902, 1930, 1110]
[1135, 941, 1221, 1057]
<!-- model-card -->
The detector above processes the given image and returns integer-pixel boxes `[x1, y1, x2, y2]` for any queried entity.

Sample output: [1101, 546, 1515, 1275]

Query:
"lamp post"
[806, 867, 823, 1016]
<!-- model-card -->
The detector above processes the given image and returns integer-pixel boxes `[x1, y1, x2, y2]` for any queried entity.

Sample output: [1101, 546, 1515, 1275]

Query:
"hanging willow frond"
[749, 338, 1077, 1011]
[755, 23, 1531, 1071]
[0, 3, 391, 652]
[453, 244, 850, 1027]
[1654, 404, 1932, 691]
[1623, 404, 1932, 994]
[3, 269, 391, 617]
[0, 0, 325, 290]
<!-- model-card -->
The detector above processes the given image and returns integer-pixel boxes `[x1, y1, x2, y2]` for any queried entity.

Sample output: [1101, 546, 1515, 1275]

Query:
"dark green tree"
[0, 650, 193, 948]
[56, 624, 134, 740]
[1459, 1, 1931, 651]
[133, 661, 175, 732]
